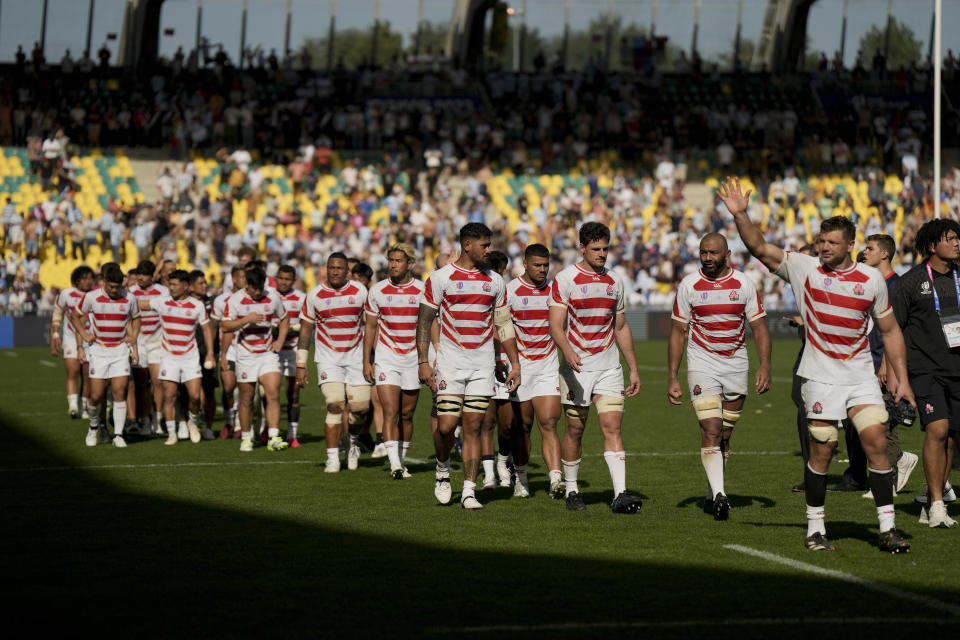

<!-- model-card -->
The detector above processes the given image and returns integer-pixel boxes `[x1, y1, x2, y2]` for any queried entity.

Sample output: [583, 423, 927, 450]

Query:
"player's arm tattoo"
[297, 319, 314, 351]
[416, 304, 438, 362]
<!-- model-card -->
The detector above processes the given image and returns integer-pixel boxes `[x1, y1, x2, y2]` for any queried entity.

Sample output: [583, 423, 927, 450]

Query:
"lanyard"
[925, 262, 960, 314]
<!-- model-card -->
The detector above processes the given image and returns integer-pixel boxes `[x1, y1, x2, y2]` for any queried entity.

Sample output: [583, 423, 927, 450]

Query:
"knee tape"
[346, 384, 371, 412]
[320, 382, 346, 406]
[436, 395, 463, 417]
[564, 404, 589, 422]
[692, 394, 723, 421]
[463, 395, 490, 414]
[722, 409, 741, 429]
[594, 394, 624, 414]
[808, 423, 840, 443]
[851, 406, 889, 433]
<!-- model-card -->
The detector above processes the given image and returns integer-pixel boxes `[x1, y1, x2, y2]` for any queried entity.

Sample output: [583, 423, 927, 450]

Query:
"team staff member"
[892, 219, 960, 528]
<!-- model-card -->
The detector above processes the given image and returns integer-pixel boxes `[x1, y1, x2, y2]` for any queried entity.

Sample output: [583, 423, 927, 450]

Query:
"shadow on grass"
[676, 494, 777, 510]
[0, 411, 957, 638]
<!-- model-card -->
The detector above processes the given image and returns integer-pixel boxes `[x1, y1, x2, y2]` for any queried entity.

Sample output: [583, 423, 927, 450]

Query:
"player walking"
[211, 265, 244, 438]
[416, 223, 520, 509]
[506, 244, 564, 499]
[71, 263, 141, 448]
[296, 253, 370, 472]
[668, 233, 772, 520]
[275, 265, 306, 447]
[137, 269, 215, 445]
[51, 265, 94, 418]
[550, 222, 643, 514]
[719, 176, 914, 553]
[363, 243, 424, 479]
[220, 266, 290, 452]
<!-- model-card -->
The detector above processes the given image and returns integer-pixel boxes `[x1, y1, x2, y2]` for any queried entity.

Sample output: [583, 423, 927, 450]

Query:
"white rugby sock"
[112, 402, 126, 436]
[482, 458, 495, 481]
[288, 423, 298, 438]
[326, 447, 339, 461]
[877, 504, 896, 533]
[549, 469, 562, 485]
[604, 450, 627, 495]
[806, 504, 826, 537]
[349, 434, 358, 447]
[515, 464, 528, 485]
[242, 430, 252, 441]
[462, 480, 476, 498]
[89, 414, 100, 431]
[701, 446, 724, 498]
[562, 458, 580, 494]
[268, 427, 279, 438]
[188, 411, 200, 425]
[67, 394, 78, 412]
[385, 440, 401, 469]
[496, 453, 509, 466]
[166, 420, 176, 435]
[436, 458, 450, 473]
[401, 441, 410, 463]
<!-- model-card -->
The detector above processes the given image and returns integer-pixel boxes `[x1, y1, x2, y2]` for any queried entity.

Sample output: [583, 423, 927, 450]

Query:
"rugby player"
[51, 265, 94, 419]
[296, 253, 370, 472]
[507, 244, 564, 499]
[129, 261, 170, 435]
[189, 270, 219, 439]
[720, 176, 914, 553]
[71, 263, 141, 448]
[416, 223, 520, 509]
[549, 222, 643, 514]
[363, 243, 424, 479]
[668, 233, 772, 520]
[483, 251, 516, 492]
[212, 265, 245, 438]
[138, 269, 215, 445]
[275, 265, 306, 447]
[221, 266, 290, 452]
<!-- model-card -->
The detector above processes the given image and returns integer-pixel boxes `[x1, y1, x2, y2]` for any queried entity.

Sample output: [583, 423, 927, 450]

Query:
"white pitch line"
[725, 544, 960, 616]
[3, 351, 18, 357]
[1, 450, 797, 473]
[434, 616, 952, 634]
[37, 360, 56, 368]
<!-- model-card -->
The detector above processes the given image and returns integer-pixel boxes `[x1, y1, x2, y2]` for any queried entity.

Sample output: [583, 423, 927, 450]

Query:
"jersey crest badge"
[320, 371, 327, 380]
[408, 296, 416, 304]
[161, 370, 166, 376]
[438, 380, 447, 391]
[728, 290, 739, 301]
[606, 284, 614, 295]
[482, 282, 491, 292]
[812, 402, 823, 414]
[924, 403, 935, 414]
[852, 284, 865, 296]
[378, 372, 386, 382]
[241, 372, 248, 379]
[348, 297, 356, 304]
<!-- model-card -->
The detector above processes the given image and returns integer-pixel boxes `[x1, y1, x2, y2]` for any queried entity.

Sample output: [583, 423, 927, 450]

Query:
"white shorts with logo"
[158, 352, 203, 383]
[317, 361, 369, 387]
[279, 350, 297, 377]
[516, 370, 561, 403]
[62, 328, 80, 360]
[236, 350, 281, 383]
[435, 364, 496, 397]
[560, 363, 624, 407]
[687, 368, 748, 401]
[134, 333, 153, 368]
[88, 345, 132, 380]
[376, 362, 420, 391]
[800, 378, 884, 421]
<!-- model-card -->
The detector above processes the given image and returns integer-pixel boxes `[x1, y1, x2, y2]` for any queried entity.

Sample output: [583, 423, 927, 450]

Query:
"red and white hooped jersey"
[129, 282, 170, 338]
[56, 287, 87, 336]
[672, 268, 764, 371]
[550, 263, 625, 371]
[149, 295, 209, 356]
[211, 291, 231, 321]
[300, 280, 367, 365]
[226, 288, 287, 355]
[278, 289, 306, 351]
[506, 277, 557, 375]
[364, 278, 424, 368]
[775, 251, 891, 383]
[77, 287, 140, 352]
[422, 263, 506, 370]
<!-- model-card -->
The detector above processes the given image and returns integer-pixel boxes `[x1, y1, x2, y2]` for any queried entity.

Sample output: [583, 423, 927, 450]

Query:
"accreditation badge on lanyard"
[926, 262, 960, 349]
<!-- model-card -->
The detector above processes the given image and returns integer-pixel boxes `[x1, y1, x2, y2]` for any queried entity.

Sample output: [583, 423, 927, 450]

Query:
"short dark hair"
[351, 262, 373, 280]
[237, 246, 257, 260]
[915, 219, 960, 258]
[866, 234, 896, 262]
[169, 269, 191, 284]
[245, 266, 266, 289]
[188, 269, 206, 284]
[579, 222, 611, 247]
[819, 216, 856, 244]
[459, 222, 492, 243]
[101, 262, 123, 285]
[71, 265, 94, 286]
[136, 260, 155, 276]
[524, 243, 550, 260]
[487, 251, 509, 273]
[328, 251, 348, 264]
[231, 264, 246, 276]
[277, 264, 296, 277]
[245, 259, 267, 272]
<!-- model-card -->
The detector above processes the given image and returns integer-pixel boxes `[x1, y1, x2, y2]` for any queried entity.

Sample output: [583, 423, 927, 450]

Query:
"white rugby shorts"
[317, 361, 369, 387]
[88, 345, 131, 380]
[62, 328, 80, 360]
[435, 364, 495, 397]
[559, 363, 624, 408]
[375, 362, 420, 391]
[515, 370, 561, 403]
[687, 368, 748, 401]
[236, 350, 281, 383]
[158, 352, 203, 383]
[800, 377, 884, 421]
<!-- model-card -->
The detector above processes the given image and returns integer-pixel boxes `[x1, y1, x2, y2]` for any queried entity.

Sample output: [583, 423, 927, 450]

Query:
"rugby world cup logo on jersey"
[581, 286, 589, 294]
[823, 278, 832, 288]
[457, 282, 464, 290]
[522, 297, 529, 306]
[701, 292, 709, 301]
[387, 295, 393, 302]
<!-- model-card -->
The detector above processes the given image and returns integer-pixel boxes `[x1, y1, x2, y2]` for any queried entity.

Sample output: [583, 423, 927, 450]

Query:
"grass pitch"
[1, 341, 957, 638]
